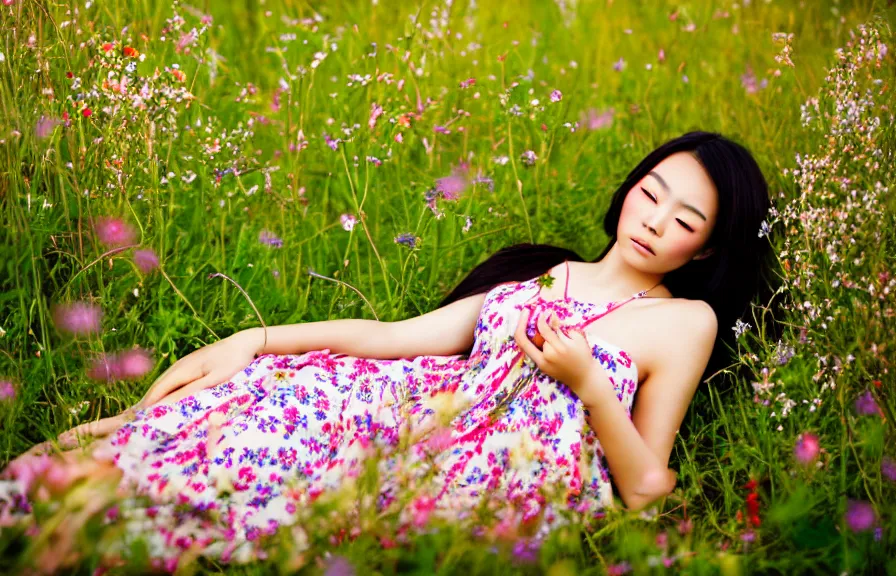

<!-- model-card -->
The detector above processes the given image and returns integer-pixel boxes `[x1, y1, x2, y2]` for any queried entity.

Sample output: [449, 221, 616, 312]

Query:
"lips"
[631, 237, 655, 255]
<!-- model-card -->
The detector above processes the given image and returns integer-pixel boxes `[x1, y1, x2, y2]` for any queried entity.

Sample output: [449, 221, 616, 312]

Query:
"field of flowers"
[1, 0, 895, 573]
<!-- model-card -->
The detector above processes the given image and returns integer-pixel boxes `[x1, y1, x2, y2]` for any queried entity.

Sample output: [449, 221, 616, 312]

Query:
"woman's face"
[618, 151, 719, 274]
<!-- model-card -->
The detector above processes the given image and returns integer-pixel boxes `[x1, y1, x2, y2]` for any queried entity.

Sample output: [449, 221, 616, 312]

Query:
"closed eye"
[642, 187, 694, 232]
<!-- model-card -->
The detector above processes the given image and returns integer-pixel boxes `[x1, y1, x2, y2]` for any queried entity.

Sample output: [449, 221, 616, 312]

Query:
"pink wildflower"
[134, 249, 159, 273]
[368, 102, 383, 130]
[580, 107, 615, 130]
[87, 348, 154, 382]
[35, 116, 60, 139]
[52, 301, 103, 335]
[92, 216, 137, 248]
[0, 380, 16, 401]
[794, 432, 820, 464]
[340, 214, 357, 231]
[550, 89, 563, 102]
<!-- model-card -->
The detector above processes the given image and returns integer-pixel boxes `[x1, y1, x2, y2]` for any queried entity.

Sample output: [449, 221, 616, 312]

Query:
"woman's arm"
[582, 301, 717, 511]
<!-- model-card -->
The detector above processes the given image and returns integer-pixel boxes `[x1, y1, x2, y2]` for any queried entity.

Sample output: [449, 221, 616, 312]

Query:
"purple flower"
[549, 89, 562, 103]
[613, 57, 626, 71]
[854, 390, 879, 416]
[134, 248, 159, 273]
[881, 456, 896, 483]
[435, 174, 468, 201]
[324, 555, 355, 576]
[258, 230, 283, 248]
[92, 216, 137, 248]
[844, 499, 876, 533]
[35, 116, 60, 139]
[0, 380, 16, 402]
[394, 233, 418, 249]
[52, 301, 103, 335]
[520, 150, 537, 166]
[324, 133, 340, 151]
[511, 538, 541, 564]
[794, 432, 820, 464]
[433, 125, 451, 134]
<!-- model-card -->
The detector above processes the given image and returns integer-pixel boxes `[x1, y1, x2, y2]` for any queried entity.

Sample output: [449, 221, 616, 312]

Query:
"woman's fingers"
[137, 359, 206, 408]
[150, 370, 221, 407]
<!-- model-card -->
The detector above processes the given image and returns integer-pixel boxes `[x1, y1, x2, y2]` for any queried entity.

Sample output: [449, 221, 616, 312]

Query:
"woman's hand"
[131, 328, 264, 410]
[514, 309, 605, 406]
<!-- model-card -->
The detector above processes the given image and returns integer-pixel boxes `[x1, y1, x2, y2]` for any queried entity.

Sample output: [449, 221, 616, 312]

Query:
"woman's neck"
[583, 241, 666, 295]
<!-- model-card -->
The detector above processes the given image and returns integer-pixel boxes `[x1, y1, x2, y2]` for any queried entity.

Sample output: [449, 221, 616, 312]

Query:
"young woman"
[1, 131, 775, 567]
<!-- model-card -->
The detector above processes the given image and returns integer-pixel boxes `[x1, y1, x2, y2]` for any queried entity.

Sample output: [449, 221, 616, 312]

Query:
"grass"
[1, 0, 895, 573]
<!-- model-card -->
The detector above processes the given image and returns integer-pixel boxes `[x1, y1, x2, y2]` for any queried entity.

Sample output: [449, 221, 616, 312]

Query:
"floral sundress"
[1, 260, 659, 567]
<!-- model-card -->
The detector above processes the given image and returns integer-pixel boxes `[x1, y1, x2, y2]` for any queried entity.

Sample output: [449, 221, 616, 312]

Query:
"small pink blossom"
[368, 102, 383, 130]
[459, 78, 476, 89]
[0, 380, 15, 401]
[580, 107, 615, 130]
[794, 432, 820, 464]
[87, 348, 154, 382]
[410, 495, 437, 528]
[134, 249, 159, 273]
[52, 301, 103, 335]
[340, 213, 357, 231]
[549, 89, 562, 103]
[92, 216, 137, 248]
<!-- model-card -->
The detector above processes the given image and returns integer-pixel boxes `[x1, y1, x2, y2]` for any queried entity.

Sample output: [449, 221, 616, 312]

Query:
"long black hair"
[438, 130, 781, 385]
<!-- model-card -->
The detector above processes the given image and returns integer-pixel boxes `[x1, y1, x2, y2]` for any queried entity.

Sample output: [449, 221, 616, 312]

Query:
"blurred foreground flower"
[52, 301, 103, 335]
[87, 348, 154, 381]
[134, 248, 160, 273]
[323, 554, 356, 576]
[882, 457, 896, 483]
[35, 116, 60, 139]
[854, 390, 879, 416]
[92, 216, 137, 248]
[580, 107, 614, 130]
[844, 499, 877, 533]
[0, 379, 16, 401]
[794, 432, 820, 464]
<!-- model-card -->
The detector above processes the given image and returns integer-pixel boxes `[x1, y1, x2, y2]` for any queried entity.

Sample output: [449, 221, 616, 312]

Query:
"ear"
[692, 247, 715, 261]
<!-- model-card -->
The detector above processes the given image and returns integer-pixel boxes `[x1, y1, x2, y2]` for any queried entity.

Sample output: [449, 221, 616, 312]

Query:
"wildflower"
[794, 432, 820, 464]
[394, 233, 418, 249]
[580, 107, 614, 130]
[607, 561, 633, 575]
[92, 216, 136, 247]
[854, 390, 879, 416]
[550, 89, 562, 102]
[366, 156, 382, 167]
[519, 150, 537, 166]
[340, 214, 357, 231]
[394, 132, 403, 143]
[613, 57, 626, 71]
[102, 42, 114, 53]
[678, 518, 693, 535]
[433, 125, 451, 134]
[368, 102, 383, 130]
[459, 77, 476, 89]
[323, 133, 340, 151]
[882, 457, 896, 483]
[123, 46, 139, 58]
[732, 318, 751, 338]
[134, 249, 159, 273]
[87, 348, 154, 381]
[844, 499, 876, 532]
[740, 65, 768, 94]
[511, 537, 541, 564]
[323, 555, 356, 576]
[258, 230, 283, 248]
[0, 380, 15, 402]
[82, 107, 93, 118]
[52, 301, 103, 335]
[434, 163, 471, 201]
[35, 116, 59, 139]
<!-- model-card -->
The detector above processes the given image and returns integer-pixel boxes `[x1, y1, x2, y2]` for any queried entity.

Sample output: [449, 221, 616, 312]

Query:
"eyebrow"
[647, 170, 708, 222]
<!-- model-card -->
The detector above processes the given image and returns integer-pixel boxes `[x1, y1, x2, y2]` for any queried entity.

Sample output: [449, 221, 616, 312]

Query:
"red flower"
[82, 108, 92, 118]
[742, 479, 758, 491]
[123, 46, 138, 57]
[66, 71, 73, 78]
[102, 42, 114, 53]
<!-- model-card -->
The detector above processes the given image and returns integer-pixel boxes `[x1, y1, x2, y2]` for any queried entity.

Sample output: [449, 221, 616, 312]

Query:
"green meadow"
[1, 0, 895, 573]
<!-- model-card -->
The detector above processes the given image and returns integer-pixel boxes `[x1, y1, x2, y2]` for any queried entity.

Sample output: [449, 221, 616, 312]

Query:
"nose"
[644, 204, 675, 236]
